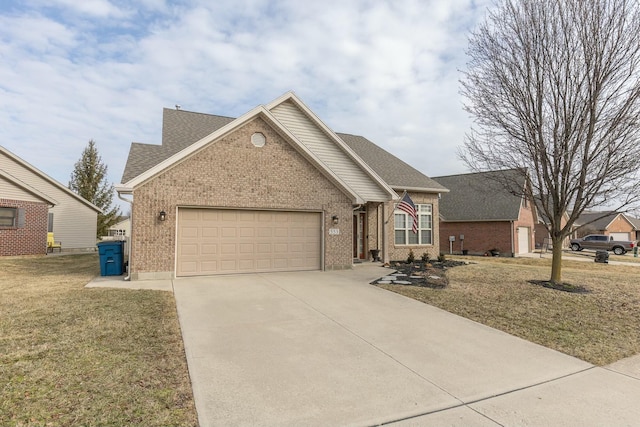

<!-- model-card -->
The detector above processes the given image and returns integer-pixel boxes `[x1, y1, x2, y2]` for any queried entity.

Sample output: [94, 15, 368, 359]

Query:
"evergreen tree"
[69, 140, 120, 239]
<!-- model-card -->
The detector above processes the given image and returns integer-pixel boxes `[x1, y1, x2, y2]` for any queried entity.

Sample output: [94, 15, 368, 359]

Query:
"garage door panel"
[201, 260, 218, 272]
[180, 244, 198, 256]
[221, 243, 237, 254]
[201, 244, 217, 255]
[202, 227, 218, 238]
[177, 209, 321, 276]
[257, 243, 272, 253]
[239, 243, 254, 254]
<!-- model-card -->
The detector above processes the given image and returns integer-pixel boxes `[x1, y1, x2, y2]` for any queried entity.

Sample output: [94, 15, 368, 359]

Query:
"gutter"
[116, 185, 133, 281]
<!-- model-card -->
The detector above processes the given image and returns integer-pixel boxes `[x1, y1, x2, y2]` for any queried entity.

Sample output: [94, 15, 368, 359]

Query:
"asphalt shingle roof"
[121, 109, 234, 183]
[574, 211, 640, 231]
[121, 108, 445, 194]
[433, 169, 526, 221]
[338, 133, 447, 192]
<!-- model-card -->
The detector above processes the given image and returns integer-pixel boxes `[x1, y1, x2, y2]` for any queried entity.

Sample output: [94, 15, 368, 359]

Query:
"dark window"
[0, 207, 17, 227]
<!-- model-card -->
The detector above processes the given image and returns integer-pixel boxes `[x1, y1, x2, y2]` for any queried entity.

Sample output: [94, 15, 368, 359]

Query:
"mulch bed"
[371, 260, 469, 289]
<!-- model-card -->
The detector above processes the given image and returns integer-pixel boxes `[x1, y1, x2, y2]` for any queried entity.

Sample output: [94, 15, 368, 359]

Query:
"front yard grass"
[0, 254, 197, 427]
[377, 255, 640, 366]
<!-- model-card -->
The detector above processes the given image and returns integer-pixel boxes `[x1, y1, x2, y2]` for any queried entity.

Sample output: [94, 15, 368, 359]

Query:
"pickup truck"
[569, 234, 636, 255]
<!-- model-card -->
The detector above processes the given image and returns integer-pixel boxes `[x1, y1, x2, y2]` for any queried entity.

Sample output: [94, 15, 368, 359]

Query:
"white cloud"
[0, 0, 492, 206]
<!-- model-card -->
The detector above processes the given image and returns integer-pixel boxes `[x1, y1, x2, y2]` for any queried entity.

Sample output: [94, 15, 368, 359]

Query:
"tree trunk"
[550, 237, 564, 284]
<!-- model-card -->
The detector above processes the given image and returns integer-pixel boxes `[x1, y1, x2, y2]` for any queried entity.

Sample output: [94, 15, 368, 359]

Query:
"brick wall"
[131, 117, 354, 278]
[385, 192, 441, 262]
[606, 215, 635, 234]
[0, 199, 48, 256]
[440, 221, 513, 256]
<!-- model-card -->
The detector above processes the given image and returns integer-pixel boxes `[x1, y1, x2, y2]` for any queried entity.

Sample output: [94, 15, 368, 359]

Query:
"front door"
[353, 212, 366, 259]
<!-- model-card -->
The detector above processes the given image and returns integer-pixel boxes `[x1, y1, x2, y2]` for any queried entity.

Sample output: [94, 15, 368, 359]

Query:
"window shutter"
[48, 212, 54, 232]
[17, 208, 26, 228]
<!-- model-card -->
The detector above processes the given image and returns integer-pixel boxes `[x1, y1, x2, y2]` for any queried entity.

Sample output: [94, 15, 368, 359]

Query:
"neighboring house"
[0, 146, 101, 254]
[534, 210, 572, 250]
[106, 216, 130, 238]
[433, 169, 537, 257]
[573, 211, 639, 241]
[0, 168, 56, 256]
[117, 91, 448, 280]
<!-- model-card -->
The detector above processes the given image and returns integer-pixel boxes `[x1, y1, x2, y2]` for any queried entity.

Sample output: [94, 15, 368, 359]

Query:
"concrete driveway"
[172, 264, 640, 426]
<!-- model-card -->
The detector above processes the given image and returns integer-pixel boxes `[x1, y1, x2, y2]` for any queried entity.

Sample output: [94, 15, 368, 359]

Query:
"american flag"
[397, 192, 418, 233]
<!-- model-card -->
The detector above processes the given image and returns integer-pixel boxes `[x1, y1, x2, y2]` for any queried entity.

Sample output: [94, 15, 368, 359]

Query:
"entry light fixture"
[158, 210, 167, 221]
[331, 215, 339, 225]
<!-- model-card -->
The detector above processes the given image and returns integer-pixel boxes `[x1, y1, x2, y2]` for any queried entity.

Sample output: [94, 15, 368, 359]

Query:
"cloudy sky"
[1, 0, 492, 205]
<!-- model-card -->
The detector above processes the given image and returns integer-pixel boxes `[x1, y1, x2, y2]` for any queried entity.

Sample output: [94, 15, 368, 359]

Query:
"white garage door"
[518, 227, 530, 254]
[176, 208, 322, 276]
[610, 232, 630, 241]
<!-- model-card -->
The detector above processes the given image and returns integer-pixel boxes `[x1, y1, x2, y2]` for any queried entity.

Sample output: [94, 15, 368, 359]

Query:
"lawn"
[0, 254, 197, 427]
[377, 254, 640, 366]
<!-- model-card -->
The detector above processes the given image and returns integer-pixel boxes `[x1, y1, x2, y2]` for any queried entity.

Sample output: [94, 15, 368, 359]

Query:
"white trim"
[392, 185, 450, 194]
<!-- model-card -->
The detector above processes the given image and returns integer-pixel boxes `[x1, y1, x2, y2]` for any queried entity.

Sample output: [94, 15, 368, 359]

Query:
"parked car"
[569, 234, 636, 255]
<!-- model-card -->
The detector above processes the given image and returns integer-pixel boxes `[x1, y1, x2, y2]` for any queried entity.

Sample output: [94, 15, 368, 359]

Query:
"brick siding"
[385, 192, 441, 262]
[0, 199, 49, 256]
[440, 221, 513, 256]
[130, 117, 354, 278]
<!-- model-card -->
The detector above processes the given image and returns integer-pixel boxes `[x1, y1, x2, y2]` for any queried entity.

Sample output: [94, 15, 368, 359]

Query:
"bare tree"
[460, 0, 640, 283]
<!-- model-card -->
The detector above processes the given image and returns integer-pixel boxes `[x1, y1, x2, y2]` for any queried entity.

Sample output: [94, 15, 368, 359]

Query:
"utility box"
[97, 241, 124, 276]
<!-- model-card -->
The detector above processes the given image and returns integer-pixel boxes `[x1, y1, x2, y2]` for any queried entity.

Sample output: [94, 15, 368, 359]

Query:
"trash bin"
[594, 250, 609, 264]
[97, 241, 124, 276]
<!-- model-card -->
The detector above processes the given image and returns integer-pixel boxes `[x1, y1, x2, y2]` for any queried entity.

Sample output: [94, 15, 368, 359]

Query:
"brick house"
[117, 92, 448, 280]
[573, 211, 640, 241]
[0, 146, 101, 255]
[0, 169, 55, 256]
[433, 169, 537, 257]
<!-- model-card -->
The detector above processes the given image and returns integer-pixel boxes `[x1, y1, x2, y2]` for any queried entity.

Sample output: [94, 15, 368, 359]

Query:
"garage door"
[610, 232, 630, 241]
[518, 227, 530, 254]
[176, 208, 322, 276]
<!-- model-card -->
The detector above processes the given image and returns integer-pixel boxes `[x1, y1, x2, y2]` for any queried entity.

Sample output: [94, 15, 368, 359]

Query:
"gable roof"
[0, 168, 58, 205]
[433, 169, 526, 221]
[574, 211, 638, 231]
[338, 133, 448, 193]
[121, 111, 234, 183]
[0, 146, 101, 213]
[121, 92, 445, 200]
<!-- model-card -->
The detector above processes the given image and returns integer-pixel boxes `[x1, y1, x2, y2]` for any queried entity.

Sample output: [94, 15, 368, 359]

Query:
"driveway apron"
[172, 264, 640, 426]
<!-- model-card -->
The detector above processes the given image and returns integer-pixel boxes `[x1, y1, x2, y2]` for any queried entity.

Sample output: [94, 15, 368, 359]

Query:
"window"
[0, 207, 17, 227]
[394, 204, 433, 245]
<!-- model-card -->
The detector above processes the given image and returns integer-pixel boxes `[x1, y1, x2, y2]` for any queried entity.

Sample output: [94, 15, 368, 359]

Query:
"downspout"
[511, 220, 515, 257]
[117, 192, 133, 281]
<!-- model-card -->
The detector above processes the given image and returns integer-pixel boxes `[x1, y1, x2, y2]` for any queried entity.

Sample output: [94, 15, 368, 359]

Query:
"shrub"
[438, 253, 446, 262]
[407, 249, 415, 264]
[421, 252, 430, 263]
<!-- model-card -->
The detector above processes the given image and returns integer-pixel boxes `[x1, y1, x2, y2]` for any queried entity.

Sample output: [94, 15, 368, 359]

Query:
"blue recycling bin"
[97, 241, 124, 276]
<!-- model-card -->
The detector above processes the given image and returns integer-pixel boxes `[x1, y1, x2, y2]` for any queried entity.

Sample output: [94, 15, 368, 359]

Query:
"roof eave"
[392, 185, 450, 194]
